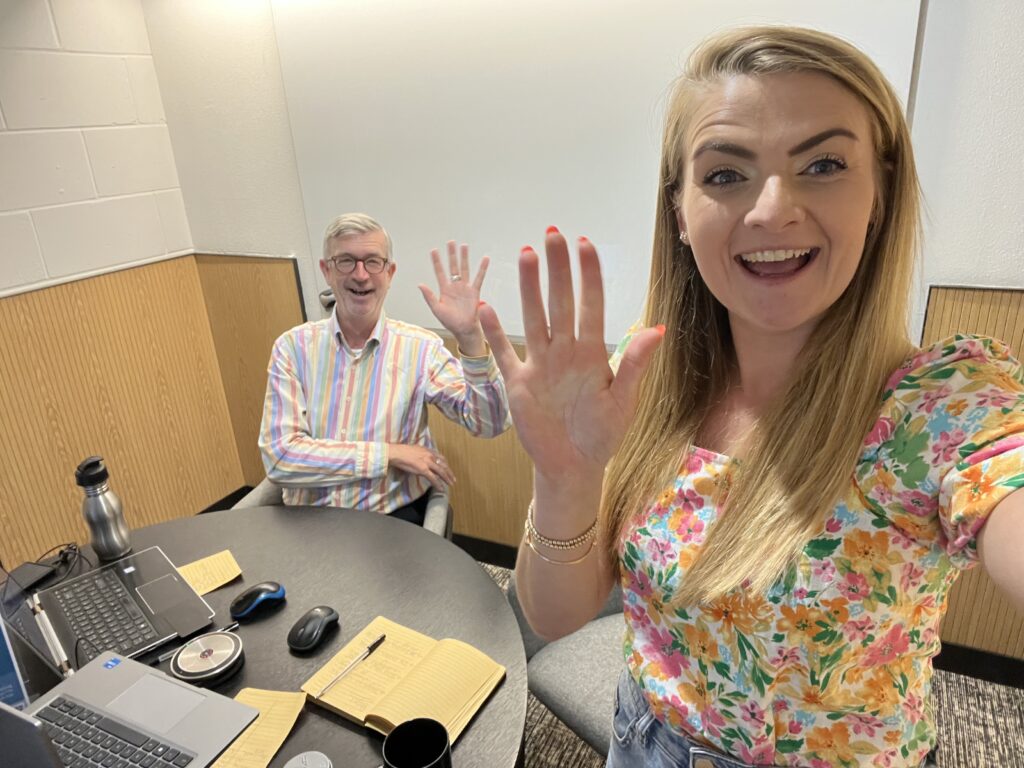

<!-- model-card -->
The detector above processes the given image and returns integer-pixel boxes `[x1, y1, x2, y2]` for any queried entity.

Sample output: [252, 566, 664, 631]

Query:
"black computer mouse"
[287, 605, 339, 652]
[229, 581, 286, 619]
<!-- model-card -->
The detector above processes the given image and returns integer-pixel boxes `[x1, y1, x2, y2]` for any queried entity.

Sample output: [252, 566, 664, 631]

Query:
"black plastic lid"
[75, 456, 109, 487]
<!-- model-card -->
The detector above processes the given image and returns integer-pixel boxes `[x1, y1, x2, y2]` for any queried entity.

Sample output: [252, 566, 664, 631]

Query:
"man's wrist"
[455, 329, 488, 358]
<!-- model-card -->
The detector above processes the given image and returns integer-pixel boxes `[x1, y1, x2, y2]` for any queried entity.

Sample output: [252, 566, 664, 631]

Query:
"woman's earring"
[679, 231, 690, 245]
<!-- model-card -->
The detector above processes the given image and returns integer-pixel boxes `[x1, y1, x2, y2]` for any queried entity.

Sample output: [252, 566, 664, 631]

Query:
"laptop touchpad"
[136, 574, 184, 613]
[107, 675, 204, 733]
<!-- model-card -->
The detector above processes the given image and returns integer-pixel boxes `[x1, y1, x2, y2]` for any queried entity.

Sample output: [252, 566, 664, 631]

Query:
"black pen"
[314, 633, 386, 698]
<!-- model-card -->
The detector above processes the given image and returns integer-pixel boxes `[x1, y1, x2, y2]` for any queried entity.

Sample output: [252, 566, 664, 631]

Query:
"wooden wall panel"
[0, 257, 244, 570]
[429, 341, 533, 547]
[921, 286, 1024, 659]
[194, 255, 306, 487]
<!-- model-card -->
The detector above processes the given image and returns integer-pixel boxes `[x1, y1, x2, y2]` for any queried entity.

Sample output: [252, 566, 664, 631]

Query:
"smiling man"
[258, 213, 510, 524]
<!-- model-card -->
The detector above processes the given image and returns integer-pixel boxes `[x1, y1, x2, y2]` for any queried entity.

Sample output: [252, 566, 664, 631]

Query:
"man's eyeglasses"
[326, 256, 390, 274]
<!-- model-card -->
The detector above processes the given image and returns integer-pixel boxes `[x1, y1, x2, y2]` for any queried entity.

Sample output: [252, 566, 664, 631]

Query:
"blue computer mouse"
[229, 581, 286, 619]
[287, 605, 339, 652]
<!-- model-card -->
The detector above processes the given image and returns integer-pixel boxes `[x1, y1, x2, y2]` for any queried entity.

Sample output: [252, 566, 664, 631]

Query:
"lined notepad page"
[211, 689, 305, 768]
[301, 616, 434, 722]
[371, 639, 504, 740]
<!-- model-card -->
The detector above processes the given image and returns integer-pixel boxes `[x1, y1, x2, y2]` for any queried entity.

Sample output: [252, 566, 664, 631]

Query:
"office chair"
[505, 578, 623, 756]
[231, 478, 452, 539]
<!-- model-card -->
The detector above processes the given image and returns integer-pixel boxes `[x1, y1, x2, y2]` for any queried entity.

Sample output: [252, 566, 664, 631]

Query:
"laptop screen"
[0, 564, 64, 697]
[0, 620, 30, 709]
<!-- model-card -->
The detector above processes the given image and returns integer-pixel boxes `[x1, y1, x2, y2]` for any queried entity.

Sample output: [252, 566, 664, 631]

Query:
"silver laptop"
[2, 547, 214, 674]
[3, 651, 257, 768]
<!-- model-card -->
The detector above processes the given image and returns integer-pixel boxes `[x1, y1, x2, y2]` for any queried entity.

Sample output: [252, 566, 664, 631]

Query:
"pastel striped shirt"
[259, 311, 510, 513]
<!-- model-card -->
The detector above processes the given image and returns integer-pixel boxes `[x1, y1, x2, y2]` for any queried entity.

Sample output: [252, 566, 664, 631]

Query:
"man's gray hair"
[322, 213, 393, 261]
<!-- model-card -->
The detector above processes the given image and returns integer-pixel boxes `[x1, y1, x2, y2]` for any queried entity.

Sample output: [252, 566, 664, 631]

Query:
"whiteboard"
[271, 0, 921, 342]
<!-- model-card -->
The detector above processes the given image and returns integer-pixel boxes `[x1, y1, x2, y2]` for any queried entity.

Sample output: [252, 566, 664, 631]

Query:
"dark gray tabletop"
[132, 506, 527, 768]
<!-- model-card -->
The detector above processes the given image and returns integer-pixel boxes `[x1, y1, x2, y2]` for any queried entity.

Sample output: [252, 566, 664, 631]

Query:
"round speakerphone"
[169, 631, 244, 685]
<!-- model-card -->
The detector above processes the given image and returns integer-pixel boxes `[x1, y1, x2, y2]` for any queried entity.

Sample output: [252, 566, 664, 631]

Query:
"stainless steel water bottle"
[75, 456, 132, 561]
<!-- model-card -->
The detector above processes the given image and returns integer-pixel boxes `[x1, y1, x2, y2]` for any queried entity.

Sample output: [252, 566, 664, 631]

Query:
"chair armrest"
[423, 486, 452, 539]
[232, 477, 284, 509]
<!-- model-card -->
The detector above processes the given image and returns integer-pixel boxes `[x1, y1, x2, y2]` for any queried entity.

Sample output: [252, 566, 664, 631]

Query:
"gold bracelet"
[525, 533, 596, 565]
[524, 499, 597, 550]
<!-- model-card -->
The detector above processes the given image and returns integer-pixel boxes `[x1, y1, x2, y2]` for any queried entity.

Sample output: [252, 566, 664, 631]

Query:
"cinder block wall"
[0, 0, 192, 296]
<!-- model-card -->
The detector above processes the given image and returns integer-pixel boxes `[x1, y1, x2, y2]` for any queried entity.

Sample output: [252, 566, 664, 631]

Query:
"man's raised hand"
[419, 241, 489, 357]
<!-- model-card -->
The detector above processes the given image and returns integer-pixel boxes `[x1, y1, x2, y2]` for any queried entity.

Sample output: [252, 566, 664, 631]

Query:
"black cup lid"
[75, 456, 109, 486]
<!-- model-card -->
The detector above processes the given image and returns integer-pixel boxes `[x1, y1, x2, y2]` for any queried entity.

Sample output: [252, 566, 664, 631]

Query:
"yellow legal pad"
[211, 688, 305, 768]
[301, 616, 505, 741]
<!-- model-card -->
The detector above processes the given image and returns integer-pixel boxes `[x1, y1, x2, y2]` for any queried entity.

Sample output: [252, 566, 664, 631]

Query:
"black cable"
[45, 545, 89, 590]
[73, 635, 103, 668]
[1, 542, 76, 615]
[1, 541, 92, 623]
[3, 539, 109, 672]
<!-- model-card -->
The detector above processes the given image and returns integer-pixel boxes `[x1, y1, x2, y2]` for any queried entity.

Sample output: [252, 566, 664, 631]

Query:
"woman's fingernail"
[655, 324, 666, 335]
[521, 246, 534, 255]
[478, 300, 486, 307]
[546, 225, 560, 235]
[578, 235, 590, 245]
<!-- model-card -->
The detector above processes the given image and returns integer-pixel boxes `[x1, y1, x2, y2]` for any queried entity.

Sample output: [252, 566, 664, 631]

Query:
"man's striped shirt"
[259, 312, 509, 513]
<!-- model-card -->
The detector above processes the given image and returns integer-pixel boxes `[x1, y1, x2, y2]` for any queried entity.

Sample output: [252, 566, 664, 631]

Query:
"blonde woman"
[479, 26, 1024, 768]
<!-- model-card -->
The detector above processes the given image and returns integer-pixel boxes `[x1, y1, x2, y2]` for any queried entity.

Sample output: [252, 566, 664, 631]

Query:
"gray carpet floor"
[479, 564, 1024, 768]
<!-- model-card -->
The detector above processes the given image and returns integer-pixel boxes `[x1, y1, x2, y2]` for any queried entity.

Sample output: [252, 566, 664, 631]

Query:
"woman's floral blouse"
[614, 335, 1024, 767]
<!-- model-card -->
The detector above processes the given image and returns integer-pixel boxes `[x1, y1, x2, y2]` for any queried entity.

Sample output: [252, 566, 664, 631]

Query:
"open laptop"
[1, 615, 63, 708]
[1, 544, 214, 675]
[1, 651, 257, 768]
[1, 547, 214, 674]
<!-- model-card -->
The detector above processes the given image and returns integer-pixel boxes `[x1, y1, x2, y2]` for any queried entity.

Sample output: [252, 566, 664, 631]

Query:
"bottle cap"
[75, 456, 109, 487]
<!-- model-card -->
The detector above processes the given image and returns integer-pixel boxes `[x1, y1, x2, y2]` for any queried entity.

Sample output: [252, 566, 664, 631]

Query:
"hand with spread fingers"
[477, 228, 665, 483]
[419, 241, 490, 357]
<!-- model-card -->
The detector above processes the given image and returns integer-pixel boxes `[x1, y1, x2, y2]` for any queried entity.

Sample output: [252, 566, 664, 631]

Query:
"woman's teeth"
[739, 248, 813, 263]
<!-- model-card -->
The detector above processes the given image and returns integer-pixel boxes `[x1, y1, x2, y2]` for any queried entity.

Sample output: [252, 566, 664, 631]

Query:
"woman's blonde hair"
[602, 26, 920, 605]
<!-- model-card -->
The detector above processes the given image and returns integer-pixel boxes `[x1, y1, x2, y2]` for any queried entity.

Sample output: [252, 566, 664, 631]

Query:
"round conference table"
[131, 505, 527, 768]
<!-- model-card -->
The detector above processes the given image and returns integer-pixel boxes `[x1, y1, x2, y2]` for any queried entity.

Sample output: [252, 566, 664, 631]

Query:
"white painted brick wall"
[84, 125, 178, 195]
[50, 0, 151, 54]
[154, 189, 191, 253]
[125, 57, 165, 123]
[0, 212, 47, 288]
[32, 195, 166, 277]
[0, 51, 137, 129]
[0, 130, 96, 211]
[0, 0, 192, 296]
[0, 0, 59, 50]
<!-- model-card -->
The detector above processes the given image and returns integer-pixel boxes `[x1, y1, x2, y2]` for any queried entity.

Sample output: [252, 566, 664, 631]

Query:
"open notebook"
[300, 616, 505, 741]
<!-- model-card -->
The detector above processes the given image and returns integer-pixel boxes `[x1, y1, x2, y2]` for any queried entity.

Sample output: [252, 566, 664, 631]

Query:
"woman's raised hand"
[478, 228, 664, 483]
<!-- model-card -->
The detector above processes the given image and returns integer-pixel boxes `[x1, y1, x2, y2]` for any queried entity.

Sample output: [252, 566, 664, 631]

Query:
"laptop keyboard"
[36, 696, 195, 767]
[52, 569, 160, 662]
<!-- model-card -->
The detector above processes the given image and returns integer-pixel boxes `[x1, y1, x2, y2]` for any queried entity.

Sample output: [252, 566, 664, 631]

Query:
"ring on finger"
[450, 274, 461, 282]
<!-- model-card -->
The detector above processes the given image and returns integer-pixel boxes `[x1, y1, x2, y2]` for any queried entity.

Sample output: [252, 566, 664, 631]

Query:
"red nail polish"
[478, 300, 485, 307]
[655, 324, 666, 335]
[546, 225, 560, 235]
[521, 246, 534, 255]
[578, 235, 590, 244]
